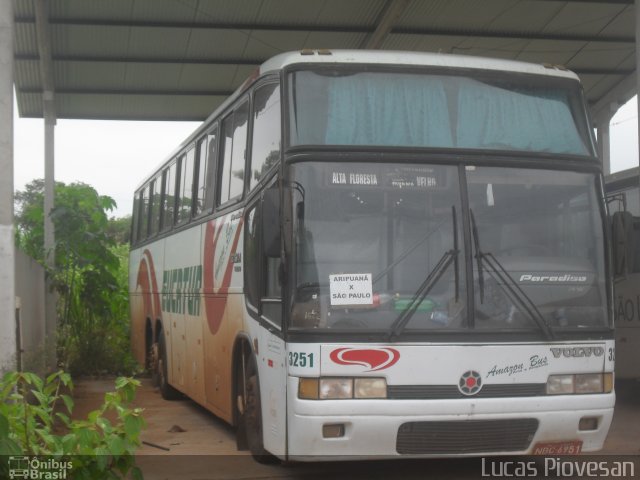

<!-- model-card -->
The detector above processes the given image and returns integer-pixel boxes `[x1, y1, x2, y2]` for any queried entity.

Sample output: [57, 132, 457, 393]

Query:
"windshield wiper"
[469, 209, 555, 340]
[470, 210, 485, 303]
[388, 206, 459, 341]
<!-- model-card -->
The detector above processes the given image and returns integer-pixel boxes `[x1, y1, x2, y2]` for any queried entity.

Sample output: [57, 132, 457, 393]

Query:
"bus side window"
[131, 192, 140, 245]
[149, 175, 162, 236]
[205, 126, 218, 212]
[194, 126, 217, 216]
[243, 190, 282, 328]
[140, 185, 150, 240]
[177, 147, 195, 224]
[161, 161, 177, 231]
[250, 84, 281, 191]
[218, 99, 249, 206]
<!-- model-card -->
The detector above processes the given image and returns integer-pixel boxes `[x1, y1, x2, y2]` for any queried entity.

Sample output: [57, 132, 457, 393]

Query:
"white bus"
[130, 50, 614, 461]
[606, 167, 640, 380]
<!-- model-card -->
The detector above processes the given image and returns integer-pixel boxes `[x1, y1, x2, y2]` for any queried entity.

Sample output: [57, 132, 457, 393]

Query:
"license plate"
[532, 440, 583, 455]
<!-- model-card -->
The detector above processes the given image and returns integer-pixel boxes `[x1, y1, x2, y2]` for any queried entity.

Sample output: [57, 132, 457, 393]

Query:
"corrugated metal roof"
[13, 0, 637, 121]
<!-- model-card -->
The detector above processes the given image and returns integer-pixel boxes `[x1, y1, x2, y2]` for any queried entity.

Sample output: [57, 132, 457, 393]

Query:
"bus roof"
[134, 50, 582, 192]
[260, 50, 581, 81]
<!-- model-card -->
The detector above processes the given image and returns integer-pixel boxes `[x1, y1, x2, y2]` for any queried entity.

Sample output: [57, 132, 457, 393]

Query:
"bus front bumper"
[285, 377, 615, 460]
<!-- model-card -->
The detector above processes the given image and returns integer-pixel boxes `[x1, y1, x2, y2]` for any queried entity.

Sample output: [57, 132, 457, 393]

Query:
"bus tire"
[242, 358, 278, 464]
[158, 333, 182, 401]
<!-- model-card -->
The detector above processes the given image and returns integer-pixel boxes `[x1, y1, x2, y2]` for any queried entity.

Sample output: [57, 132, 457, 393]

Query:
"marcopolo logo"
[458, 370, 483, 396]
[329, 347, 400, 372]
[8, 456, 72, 479]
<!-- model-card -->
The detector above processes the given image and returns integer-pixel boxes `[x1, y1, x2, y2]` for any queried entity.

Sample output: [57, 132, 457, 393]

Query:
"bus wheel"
[158, 334, 181, 400]
[242, 359, 278, 464]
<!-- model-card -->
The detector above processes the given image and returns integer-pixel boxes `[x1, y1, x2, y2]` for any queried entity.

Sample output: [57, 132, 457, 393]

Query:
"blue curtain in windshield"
[323, 74, 454, 148]
[456, 80, 587, 155]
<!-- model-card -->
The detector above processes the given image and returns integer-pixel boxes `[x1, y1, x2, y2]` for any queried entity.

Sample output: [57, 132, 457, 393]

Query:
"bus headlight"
[320, 378, 352, 399]
[547, 374, 575, 394]
[298, 377, 387, 399]
[354, 378, 387, 398]
[546, 373, 613, 395]
[575, 373, 603, 394]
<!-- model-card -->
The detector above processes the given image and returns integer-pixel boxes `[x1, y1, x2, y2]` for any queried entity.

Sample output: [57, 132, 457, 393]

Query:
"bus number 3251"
[289, 352, 314, 368]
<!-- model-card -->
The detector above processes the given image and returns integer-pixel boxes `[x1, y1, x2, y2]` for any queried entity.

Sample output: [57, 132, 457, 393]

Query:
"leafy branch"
[0, 371, 145, 479]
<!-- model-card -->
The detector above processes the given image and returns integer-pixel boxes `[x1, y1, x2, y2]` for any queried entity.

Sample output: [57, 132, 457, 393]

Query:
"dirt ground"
[71, 377, 640, 479]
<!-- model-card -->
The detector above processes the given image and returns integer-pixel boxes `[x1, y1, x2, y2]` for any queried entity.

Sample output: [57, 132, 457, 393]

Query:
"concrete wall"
[15, 249, 53, 374]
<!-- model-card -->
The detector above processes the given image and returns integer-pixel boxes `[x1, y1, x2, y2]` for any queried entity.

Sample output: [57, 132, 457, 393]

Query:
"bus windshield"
[288, 69, 592, 156]
[289, 162, 608, 334]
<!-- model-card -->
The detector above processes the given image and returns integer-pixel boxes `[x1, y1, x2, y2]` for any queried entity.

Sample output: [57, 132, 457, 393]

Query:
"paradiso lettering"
[162, 265, 203, 315]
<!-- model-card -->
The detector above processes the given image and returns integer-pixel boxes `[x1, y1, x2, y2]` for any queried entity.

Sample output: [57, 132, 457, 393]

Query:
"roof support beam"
[362, 0, 411, 49]
[13, 55, 634, 77]
[15, 54, 263, 66]
[0, 0, 17, 373]
[590, 72, 637, 120]
[18, 87, 234, 96]
[14, 17, 635, 44]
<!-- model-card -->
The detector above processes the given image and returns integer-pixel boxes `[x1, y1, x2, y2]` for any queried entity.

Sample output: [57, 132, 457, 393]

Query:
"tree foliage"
[15, 180, 137, 375]
[106, 215, 132, 244]
[0, 371, 145, 479]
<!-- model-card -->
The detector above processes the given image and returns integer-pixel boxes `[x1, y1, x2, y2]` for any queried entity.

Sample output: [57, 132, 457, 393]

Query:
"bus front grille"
[396, 418, 539, 454]
[388, 383, 546, 399]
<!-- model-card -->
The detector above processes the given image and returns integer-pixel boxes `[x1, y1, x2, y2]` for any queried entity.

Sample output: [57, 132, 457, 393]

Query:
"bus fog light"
[575, 373, 603, 394]
[579, 417, 599, 431]
[322, 423, 345, 438]
[354, 378, 387, 398]
[603, 373, 614, 393]
[546, 375, 574, 395]
[320, 378, 353, 399]
[298, 378, 319, 399]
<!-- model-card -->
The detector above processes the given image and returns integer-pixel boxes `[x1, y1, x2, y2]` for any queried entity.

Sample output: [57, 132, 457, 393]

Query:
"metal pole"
[0, 0, 17, 373]
[43, 112, 56, 346]
[35, 0, 57, 349]
[44, 111, 55, 269]
[597, 115, 612, 175]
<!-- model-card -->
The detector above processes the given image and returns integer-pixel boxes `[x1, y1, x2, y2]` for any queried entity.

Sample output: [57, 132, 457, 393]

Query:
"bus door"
[246, 188, 287, 456]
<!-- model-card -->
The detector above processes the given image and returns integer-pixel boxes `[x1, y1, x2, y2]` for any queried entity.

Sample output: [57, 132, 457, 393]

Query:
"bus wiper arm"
[387, 249, 457, 341]
[478, 251, 555, 341]
[469, 209, 484, 303]
[388, 207, 460, 341]
[469, 209, 553, 340]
